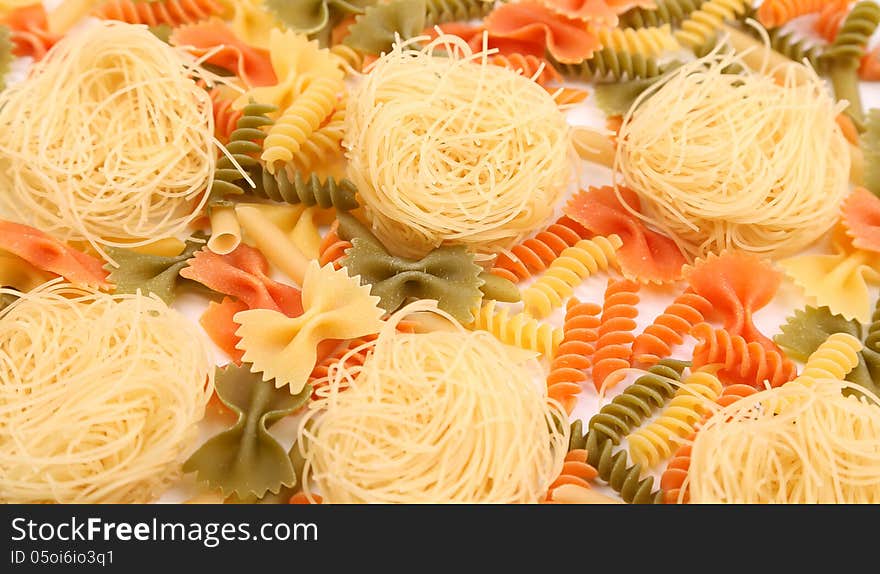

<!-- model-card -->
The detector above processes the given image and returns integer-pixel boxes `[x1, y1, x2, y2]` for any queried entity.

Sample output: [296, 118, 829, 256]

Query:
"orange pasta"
[3, 4, 58, 61]
[489, 53, 562, 87]
[547, 298, 601, 413]
[171, 20, 276, 87]
[543, 449, 599, 502]
[0, 220, 110, 289]
[200, 296, 248, 363]
[317, 221, 351, 270]
[632, 289, 713, 365]
[208, 86, 243, 144]
[758, 0, 827, 28]
[490, 216, 591, 283]
[861, 45, 880, 80]
[592, 278, 640, 392]
[691, 323, 797, 388]
[93, 0, 226, 27]
[814, 0, 850, 41]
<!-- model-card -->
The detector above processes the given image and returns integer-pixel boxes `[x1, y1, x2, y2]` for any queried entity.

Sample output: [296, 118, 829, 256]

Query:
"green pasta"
[103, 235, 206, 304]
[822, 1, 880, 128]
[148, 24, 172, 44]
[342, 237, 484, 323]
[249, 168, 359, 210]
[266, 0, 374, 45]
[775, 304, 880, 396]
[424, 0, 494, 28]
[593, 76, 662, 116]
[478, 271, 521, 303]
[587, 360, 687, 444]
[618, 0, 708, 28]
[744, 27, 824, 71]
[864, 109, 880, 196]
[227, 444, 305, 504]
[209, 101, 275, 205]
[344, 0, 427, 54]
[569, 420, 664, 504]
[0, 25, 12, 93]
[551, 49, 668, 81]
[183, 364, 311, 499]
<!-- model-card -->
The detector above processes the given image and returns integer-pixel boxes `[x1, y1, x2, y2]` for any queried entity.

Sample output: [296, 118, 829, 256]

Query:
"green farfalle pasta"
[863, 109, 880, 195]
[822, 1, 880, 128]
[336, 212, 518, 317]
[209, 101, 275, 205]
[183, 364, 311, 499]
[249, 167, 359, 210]
[343, 238, 484, 323]
[266, 0, 375, 46]
[551, 49, 668, 81]
[775, 304, 880, 396]
[618, 0, 708, 28]
[0, 25, 12, 93]
[103, 235, 206, 304]
[344, 0, 426, 54]
[227, 444, 306, 504]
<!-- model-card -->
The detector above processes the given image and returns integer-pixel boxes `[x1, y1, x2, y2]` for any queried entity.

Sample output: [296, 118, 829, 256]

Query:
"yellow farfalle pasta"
[234, 261, 384, 394]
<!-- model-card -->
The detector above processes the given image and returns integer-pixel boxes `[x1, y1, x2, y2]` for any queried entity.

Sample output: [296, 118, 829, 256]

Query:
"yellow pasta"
[572, 126, 616, 169]
[522, 235, 622, 319]
[467, 299, 563, 357]
[235, 204, 312, 285]
[0, 251, 53, 291]
[795, 333, 863, 386]
[207, 205, 242, 255]
[675, 0, 750, 49]
[234, 261, 384, 394]
[627, 369, 723, 469]
[597, 25, 680, 57]
[290, 207, 323, 260]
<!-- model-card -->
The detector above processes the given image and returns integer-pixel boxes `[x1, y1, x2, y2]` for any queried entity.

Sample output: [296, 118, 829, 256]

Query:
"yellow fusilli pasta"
[795, 332, 863, 385]
[675, 0, 750, 49]
[467, 300, 563, 357]
[597, 25, 680, 57]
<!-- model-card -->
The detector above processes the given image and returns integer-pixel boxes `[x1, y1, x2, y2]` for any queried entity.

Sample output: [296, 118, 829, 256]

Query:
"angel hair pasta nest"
[344, 33, 573, 259]
[615, 44, 851, 258]
[0, 281, 214, 503]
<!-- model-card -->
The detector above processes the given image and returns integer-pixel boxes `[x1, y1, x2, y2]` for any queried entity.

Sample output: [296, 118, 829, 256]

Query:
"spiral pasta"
[627, 369, 723, 469]
[522, 235, 622, 319]
[815, 0, 850, 42]
[94, 0, 227, 27]
[209, 87, 243, 144]
[209, 101, 274, 203]
[550, 49, 666, 81]
[426, 0, 494, 26]
[249, 169, 358, 211]
[765, 27, 825, 69]
[660, 442, 693, 504]
[330, 44, 365, 75]
[675, 0, 750, 49]
[691, 323, 798, 388]
[588, 361, 685, 445]
[467, 299, 563, 357]
[632, 289, 713, 364]
[597, 25, 680, 56]
[757, 0, 826, 28]
[287, 98, 347, 174]
[544, 449, 599, 502]
[547, 299, 601, 413]
[318, 222, 350, 269]
[619, 0, 708, 28]
[823, 0, 880, 65]
[490, 216, 591, 283]
[592, 279, 640, 392]
[262, 76, 343, 169]
[795, 332, 863, 384]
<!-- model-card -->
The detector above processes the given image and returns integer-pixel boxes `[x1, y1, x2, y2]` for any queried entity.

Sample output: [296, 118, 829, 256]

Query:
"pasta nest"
[344, 33, 573, 259]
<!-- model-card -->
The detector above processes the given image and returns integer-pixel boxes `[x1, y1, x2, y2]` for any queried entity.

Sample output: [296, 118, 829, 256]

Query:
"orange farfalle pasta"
[564, 186, 687, 284]
[842, 187, 880, 253]
[484, 2, 601, 63]
[201, 296, 249, 363]
[631, 288, 714, 364]
[171, 20, 277, 87]
[0, 220, 110, 289]
[685, 251, 782, 350]
[814, 0, 850, 41]
[180, 244, 303, 314]
[592, 278, 640, 392]
[758, 0, 827, 28]
[430, 22, 550, 58]
[490, 216, 591, 283]
[690, 323, 797, 388]
[93, 0, 227, 27]
[547, 298, 601, 413]
[537, 0, 620, 25]
[543, 449, 599, 502]
[488, 53, 562, 87]
[3, 4, 58, 61]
